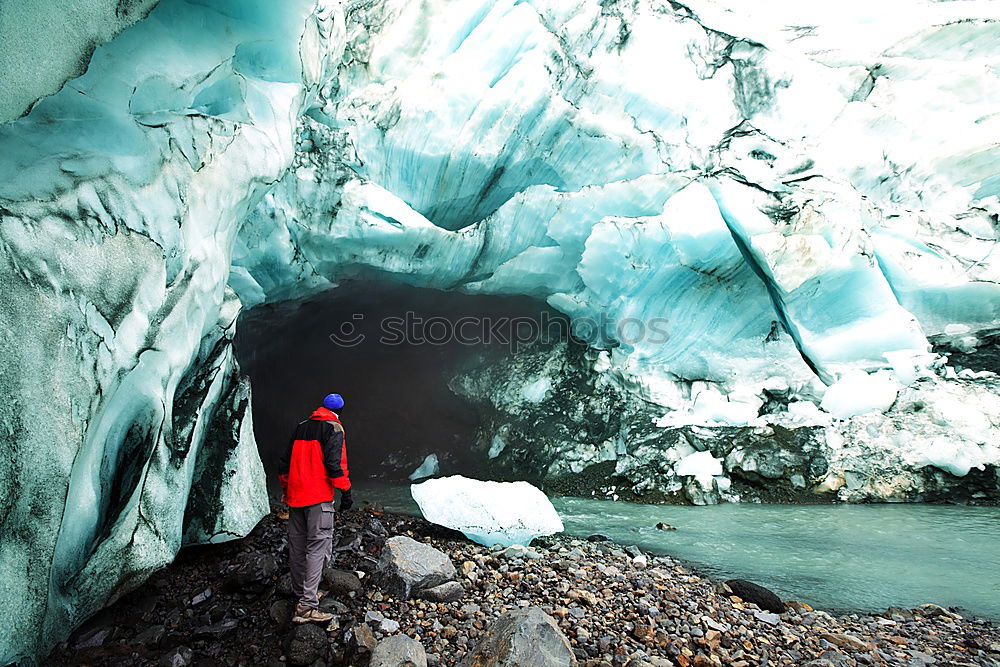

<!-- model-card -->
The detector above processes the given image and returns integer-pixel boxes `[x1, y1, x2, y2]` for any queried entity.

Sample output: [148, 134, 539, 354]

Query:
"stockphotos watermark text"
[328, 311, 669, 351]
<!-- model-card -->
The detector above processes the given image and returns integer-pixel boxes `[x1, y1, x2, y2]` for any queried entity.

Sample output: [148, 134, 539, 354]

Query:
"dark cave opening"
[233, 279, 569, 497]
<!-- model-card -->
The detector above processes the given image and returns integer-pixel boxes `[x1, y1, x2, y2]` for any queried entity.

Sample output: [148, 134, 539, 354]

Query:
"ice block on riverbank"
[410, 476, 563, 547]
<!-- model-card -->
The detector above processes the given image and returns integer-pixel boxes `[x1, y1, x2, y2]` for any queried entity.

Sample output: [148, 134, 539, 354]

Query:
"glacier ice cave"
[1, 0, 999, 661]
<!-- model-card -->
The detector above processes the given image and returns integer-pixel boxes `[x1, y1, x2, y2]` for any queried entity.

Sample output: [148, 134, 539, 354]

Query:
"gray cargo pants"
[287, 501, 335, 608]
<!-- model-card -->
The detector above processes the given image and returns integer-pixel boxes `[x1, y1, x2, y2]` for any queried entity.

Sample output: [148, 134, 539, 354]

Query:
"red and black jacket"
[278, 406, 351, 508]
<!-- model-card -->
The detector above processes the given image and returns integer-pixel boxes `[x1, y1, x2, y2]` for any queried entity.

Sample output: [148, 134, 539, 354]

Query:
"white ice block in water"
[409, 453, 440, 481]
[410, 476, 564, 547]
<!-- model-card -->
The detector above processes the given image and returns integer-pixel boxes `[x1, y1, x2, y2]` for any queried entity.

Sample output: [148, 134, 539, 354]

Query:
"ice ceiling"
[1, 0, 999, 661]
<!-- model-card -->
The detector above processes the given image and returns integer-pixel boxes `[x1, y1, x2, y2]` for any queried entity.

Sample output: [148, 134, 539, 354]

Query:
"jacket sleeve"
[277, 435, 293, 476]
[277, 433, 294, 500]
[321, 422, 350, 491]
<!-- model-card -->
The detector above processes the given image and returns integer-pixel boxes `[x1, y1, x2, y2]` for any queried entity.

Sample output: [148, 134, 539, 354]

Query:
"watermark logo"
[328, 311, 669, 351]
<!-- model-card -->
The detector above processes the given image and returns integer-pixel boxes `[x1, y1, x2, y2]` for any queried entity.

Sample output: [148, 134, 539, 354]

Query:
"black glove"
[339, 490, 354, 512]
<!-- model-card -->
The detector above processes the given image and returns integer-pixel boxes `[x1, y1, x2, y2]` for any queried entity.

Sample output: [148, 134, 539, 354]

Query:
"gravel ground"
[47, 507, 1000, 666]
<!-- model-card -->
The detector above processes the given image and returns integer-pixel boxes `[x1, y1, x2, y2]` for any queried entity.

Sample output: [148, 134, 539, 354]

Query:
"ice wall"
[0, 0, 341, 661]
[0, 0, 161, 122]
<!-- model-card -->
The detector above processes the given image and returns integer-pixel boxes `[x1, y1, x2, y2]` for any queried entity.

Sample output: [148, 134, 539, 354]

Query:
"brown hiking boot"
[292, 605, 334, 624]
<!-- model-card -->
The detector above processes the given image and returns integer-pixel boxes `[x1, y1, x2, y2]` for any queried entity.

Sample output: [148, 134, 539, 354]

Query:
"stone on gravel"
[753, 611, 781, 625]
[419, 580, 465, 602]
[270, 599, 295, 626]
[352, 623, 378, 652]
[286, 623, 328, 666]
[323, 568, 363, 596]
[134, 624, 165, 647]
[459, 606, 576, 666]
[375, 536, 457, 598]
[370, 634, 428, 667]
[817, 632, 874, 652]
[158, 646, 193, 667]
[75, 628, 109, 649]
[725, 579, 784, 613]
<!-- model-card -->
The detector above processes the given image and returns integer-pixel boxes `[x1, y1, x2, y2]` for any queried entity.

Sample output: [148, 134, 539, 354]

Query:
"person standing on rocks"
[278, 393, 354, 623]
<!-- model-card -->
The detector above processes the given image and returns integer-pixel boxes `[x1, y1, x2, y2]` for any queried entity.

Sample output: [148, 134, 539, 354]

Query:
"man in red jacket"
[278, 393, 353, 623]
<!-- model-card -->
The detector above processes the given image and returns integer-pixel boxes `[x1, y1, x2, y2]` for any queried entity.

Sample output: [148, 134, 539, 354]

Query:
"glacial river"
[362, 483, 1000, 619]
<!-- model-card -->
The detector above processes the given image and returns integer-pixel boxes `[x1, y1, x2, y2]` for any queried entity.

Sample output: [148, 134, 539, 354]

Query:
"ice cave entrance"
[234, 280, 569, 495]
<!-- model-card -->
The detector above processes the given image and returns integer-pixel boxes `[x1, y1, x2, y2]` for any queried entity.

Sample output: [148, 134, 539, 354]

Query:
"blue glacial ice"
[1, 0, 1000, 661]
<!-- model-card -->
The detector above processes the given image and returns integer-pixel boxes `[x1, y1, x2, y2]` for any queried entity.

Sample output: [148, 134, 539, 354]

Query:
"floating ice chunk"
[820, 371, 899, 418]
[409, 454, 440, 481]
[410, 476, 563, 547]
[521, 377, 551, 402]
[675, 451, 723, 487]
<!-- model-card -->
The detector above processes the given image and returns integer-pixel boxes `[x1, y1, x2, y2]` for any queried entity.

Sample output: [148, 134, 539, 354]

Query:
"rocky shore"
[48, 507, 1000, 667]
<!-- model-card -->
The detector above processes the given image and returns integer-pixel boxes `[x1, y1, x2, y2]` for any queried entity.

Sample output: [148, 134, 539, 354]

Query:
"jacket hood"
[310, 406, 340, 422]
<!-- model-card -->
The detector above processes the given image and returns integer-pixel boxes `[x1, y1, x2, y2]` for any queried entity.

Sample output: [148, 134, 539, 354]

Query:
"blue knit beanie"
[323, 393, 344, 411]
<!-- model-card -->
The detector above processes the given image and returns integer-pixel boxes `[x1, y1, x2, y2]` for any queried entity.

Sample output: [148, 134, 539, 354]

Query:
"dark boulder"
[419, 581, 464, 603]
[323, 568, 363, 596]
[725, 579, 784, 614]
[286, 623, 328, 666]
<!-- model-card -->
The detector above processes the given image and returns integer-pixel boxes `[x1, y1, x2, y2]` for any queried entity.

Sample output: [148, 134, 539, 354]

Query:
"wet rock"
[190, 588, 213, 606]
[419, 580, 465, 602]
[277, 573, 294, 597]
[75, 628, 110, 649]
[286, 623, 328, 666]
[375, 536, 457, 598]
[195, 619, 239, 638]
[159, 646, 193, 667]
[270, 599, 296, 626]
[459, 606, 576, 666]
[725, 579, 784, 613]
[370, 634, 428, 667]
[134, 624, 165, 647]
[323, 568, 363, 596]
[224, 553, 279, 591]
[655, 522, 677, 531]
